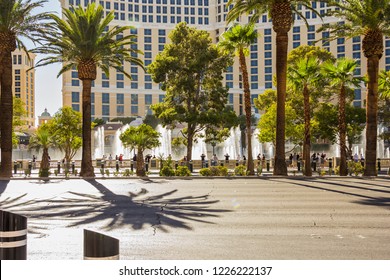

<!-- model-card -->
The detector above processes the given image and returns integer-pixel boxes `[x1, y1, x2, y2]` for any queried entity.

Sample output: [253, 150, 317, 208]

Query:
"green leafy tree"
[49, 106, 82, 163]
[322, 58, 363, 176]
[378, 70, 390, 142]
[219, 23, 257, 174]
[227, 0, 320, 175]
[314, 103, 366, 159]
[288, 57, 321, 176]
[143, 114, 161, 129]
[0, 0, 49, 177]
[11, 96, 27, 146]
[28, 124, 55, 177]
[119, 124, 161, 176]
[91, 118, 106, 128]
[33, 3, 144, 177]
[149, 22, 233, 161]
[321, 0, 390, 176]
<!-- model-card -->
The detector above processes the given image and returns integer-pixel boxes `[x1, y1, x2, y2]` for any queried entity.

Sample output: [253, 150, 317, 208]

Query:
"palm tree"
[0, 0, 49, 178]
[226, 0, 320, 175]
[322, 0, 390, 176]
[219, 23, 258, 175]
[322, 58, 363, 176]
[288, 57, 321, 176]
[379, 70, 390, 100]
[28, 124, 55, 177]
[33, 3, 144, 177]
[119, 124, 161, 176]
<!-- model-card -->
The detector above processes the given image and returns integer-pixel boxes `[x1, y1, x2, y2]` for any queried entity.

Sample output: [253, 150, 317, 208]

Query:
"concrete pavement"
[0, 177, 389, 259]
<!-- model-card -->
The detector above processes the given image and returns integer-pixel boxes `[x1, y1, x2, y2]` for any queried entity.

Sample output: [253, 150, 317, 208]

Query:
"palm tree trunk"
[136, 147, 145, 176]
[339, 85, 348, 176]
[80, 79, 95, 177]
[303, 85, 312, 176]
[40, 148, 50, 171]
[239, 51, 254, 175]
[273, 31, 288, 175]
[364, 56, 379, 176]
[0, 53, 13, 178]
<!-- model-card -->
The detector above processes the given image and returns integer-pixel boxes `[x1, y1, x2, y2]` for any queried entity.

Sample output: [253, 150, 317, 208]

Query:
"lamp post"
[211, 140, 216, 155]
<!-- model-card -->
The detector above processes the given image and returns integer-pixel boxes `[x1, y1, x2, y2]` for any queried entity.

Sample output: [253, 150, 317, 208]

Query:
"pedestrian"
[224, 153, 230, 161]
[32, 155, 36, 169]
[353, 153, 359, 162]
[201, 153, 206, 161]
[108, 154, 112, 167]
[212, 154, 218, 166]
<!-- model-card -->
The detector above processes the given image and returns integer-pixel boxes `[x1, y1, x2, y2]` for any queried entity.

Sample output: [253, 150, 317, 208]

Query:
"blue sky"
[33, 1, 62, 122]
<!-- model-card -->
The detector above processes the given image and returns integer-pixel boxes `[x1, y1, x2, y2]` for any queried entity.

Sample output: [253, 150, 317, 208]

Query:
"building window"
[72, 92, 80, 103]
[72, 104, 80, 112]
[117, 105, 124, 116]
[117, 93, 124, 104]
[145, 94, 152, 105]
[102, 93, 110, 104]
[102, 105, 110, 117]
[131, 94, 138, 104]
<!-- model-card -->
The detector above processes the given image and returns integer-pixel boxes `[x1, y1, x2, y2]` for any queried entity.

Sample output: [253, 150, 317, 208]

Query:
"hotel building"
[12, 49, 36, 127]
[60, 0, 390, 121]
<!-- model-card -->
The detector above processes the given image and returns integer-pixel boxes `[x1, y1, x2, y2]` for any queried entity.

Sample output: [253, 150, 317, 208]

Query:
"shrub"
[234, 164, 247, 176]
[24, 169, 31, 177]
[348, 161, 364, 176]
[159, 165, 175, 177]
[39, 168, 50, 177]
[73, 169, 78, 176]
[334, 166, 340, 175]
[105, 169, 110, 177]
[217, 166, 228, 176]
[54, 169, 58, 176]
[209, 166, 220, 176]
[175, 166, 191, 176]
[100, 168, 105, 176]
[122, 169, 133, 177]
[199, 168, 211, 176]
[257, 165, 263, 176]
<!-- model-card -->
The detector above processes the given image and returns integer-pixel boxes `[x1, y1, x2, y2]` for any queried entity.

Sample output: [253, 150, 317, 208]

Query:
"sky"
[32, 1, 62, 122]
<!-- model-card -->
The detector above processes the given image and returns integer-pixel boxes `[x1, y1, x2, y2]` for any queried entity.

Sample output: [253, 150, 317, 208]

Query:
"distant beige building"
[60, 1, 390, 120]
[12, 49, 36, 127]
[38, 108, 52, 126]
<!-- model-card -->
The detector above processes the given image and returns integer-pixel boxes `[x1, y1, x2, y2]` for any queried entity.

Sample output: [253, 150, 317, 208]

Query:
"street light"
[211, 140, 216, 155]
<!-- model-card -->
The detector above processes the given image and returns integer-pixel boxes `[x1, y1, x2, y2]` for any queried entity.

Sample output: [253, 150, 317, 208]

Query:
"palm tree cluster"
[227, 0, 390, 176]
[0, 1, 144, 178]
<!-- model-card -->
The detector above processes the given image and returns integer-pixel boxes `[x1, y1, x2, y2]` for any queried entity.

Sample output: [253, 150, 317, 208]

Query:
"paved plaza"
[0, 177, 390, 260]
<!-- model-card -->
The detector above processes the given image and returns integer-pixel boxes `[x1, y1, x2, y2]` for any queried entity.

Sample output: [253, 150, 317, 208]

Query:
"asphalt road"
[1, 177, 389, 260]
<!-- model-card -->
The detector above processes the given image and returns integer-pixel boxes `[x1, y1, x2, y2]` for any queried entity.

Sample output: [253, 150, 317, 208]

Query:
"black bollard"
[220, 161, 224, 167]
[297, 160, 301, 171]
[28, 161, 32, 173]
[116, 160, 119, 172]
[83, 229, 119, 260]
[57, 161, 61, 174]
[236, 160, 239, 166]
[0, 210, 27, 260]
[378, 158, 381, 172]
[13, 161, 18, 174]
[130, 161, 134, 172]
[189, 160, 193, 172]
[145, 161, 149, 172]
[205, 160, 209, 168]
[266, 160, 270, 172]
[328, 158, 333, 175]
[175, 160, 178, 170]
[101, 160, 105, 171]
[72, 161, 75, 174]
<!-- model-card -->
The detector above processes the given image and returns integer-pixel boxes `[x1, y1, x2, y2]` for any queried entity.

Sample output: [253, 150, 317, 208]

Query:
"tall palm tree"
[226, 0, 320, 175]
[0, 0, 49, 178]
[322, 0, 390, 176]
[288, 57, 321, 176]
[119, 124, 161, 177]
[322, 58, 363, 176]
[28, 124, 55, 177]
[219, 23, 258, 175]
[34, 3, 144, 177]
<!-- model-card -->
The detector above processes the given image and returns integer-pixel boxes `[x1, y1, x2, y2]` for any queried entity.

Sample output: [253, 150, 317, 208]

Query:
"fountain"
[220, 127, 241, 159]
[94, 126, 105, 159]
[153, 125, 172, 158]
[112, 124, 133, 159]
[192, 130, 207, 160]
[251, 128, 263, 158]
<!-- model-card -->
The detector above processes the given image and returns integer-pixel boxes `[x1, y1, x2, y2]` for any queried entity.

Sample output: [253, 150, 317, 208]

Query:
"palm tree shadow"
[0, 180, 10, 196]
[2, 179, 230, 234]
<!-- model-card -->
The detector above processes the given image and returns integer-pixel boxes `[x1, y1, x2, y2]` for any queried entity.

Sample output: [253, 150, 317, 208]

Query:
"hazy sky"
[33, 1, 62, 122]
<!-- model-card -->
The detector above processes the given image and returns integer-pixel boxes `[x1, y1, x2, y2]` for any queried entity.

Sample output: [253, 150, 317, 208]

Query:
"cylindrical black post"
[205, 160, 209, 168]
[220, 162, 224, 167]
[266, 160, 270, 171]
[189, 160, 193, 172]
[83, 229, 119, 260]
[378, 158, 381, 172]
[236, 160, 239, 166]
[57, 161, 61, 174]
[101, 160, 105, 170]
[328, 158, 332, 175]
[130, 161, 134, 172]
[116, 160, 119, 172]
[28, 161, 32, 173]
[13, 161, 18, 174]
[175, 161, 178, 170]
[0, 210, 27, 260]
[72, 161, 75, 174]
[145, 162, 149, 172]
[297, 160, 301, 171]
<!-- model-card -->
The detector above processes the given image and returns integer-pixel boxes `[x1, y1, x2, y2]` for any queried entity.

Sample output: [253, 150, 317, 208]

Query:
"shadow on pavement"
[0, 179, 230, 233]
[271, 178, 390, 208]
[0, 180, 10, 196]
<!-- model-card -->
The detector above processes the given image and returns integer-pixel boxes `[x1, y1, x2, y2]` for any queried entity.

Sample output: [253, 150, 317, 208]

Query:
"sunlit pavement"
[1, 177, 389, 260]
